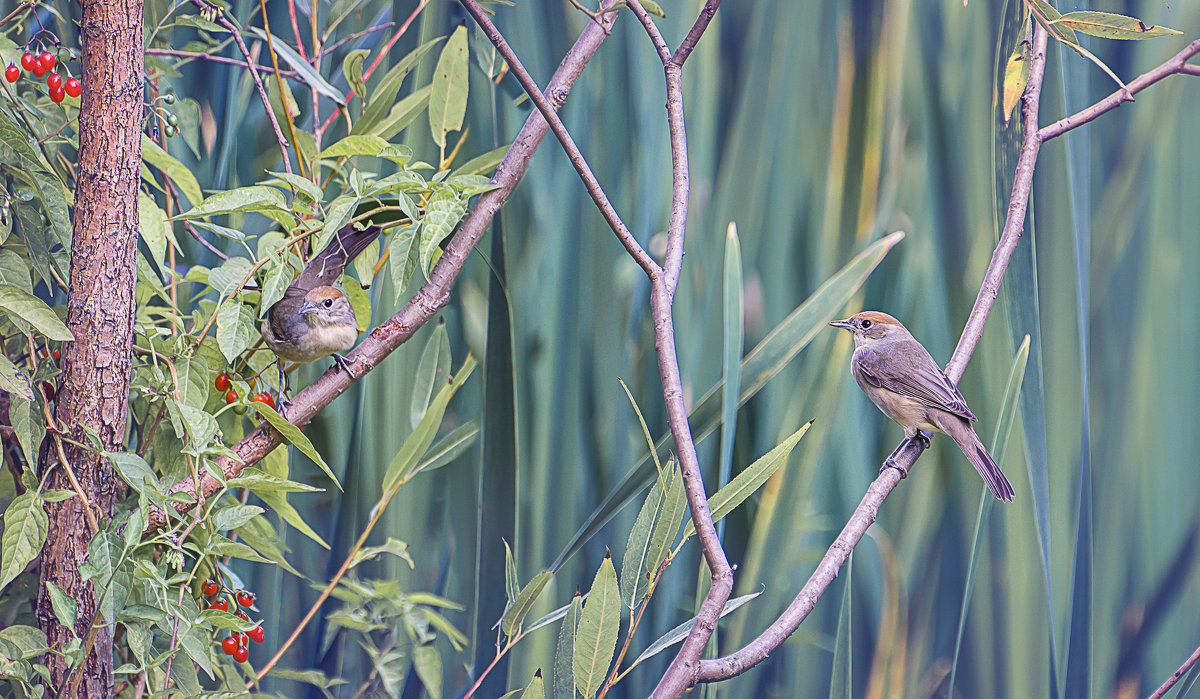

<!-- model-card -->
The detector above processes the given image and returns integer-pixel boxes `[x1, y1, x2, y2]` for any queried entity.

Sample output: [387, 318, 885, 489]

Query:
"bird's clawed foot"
[913, 430, 932, 450]
[332, 353, 358, 379]
[881, 455, 909, 479]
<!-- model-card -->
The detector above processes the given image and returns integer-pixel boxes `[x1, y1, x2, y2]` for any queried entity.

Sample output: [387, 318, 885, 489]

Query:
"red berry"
[225, 389, 238, 404]
[215, 373, 231, 392]
[39, 51, 55, 70]
[221, 636, 238, 655]
[233, 645, 249, 663]
[234, 631, 249, 647]
[41, 382, 56, 401]
[5, 65, 18, 82]
[64, 77, 81, 98]
[235, 590, 255, 608]
[209, 598, 228, 612]
[250, 393, 274, 409]
[20, 53, 35, 71]
[31, 60, 45, 78]
[52, 348, 60, 359]
[46, 72, 61, 89]
[201, 579, 219, 596]
[248, 626, 265, 643]
[48, 85, 64, 103]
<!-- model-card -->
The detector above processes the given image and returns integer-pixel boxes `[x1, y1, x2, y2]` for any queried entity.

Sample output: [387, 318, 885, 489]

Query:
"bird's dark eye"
[861, 319, 872, 329]
[323, 298, 333, 307]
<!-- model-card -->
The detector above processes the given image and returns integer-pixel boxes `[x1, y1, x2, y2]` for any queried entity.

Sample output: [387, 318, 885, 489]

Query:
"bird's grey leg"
[332, 353, 357, 379]
[880, 431, 933, 478]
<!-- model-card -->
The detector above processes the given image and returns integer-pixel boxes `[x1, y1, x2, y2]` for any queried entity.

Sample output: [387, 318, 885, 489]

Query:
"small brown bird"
[829, 311, 1015, 501]
[262, 224, 382, 386]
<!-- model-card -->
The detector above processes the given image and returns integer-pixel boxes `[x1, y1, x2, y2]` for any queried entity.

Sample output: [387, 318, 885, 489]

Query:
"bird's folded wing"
[853, 344, 978, 421]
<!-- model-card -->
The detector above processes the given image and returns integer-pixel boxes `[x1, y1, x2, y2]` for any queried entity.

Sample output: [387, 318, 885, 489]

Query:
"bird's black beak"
[828, 319, 854, 330]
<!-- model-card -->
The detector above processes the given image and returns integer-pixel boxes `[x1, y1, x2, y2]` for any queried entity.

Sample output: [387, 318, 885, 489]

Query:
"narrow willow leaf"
[381, 357, 477, 493]
[682, 421, 812, 541]
[505, 539, 519, 604]
[1026, 0, 1077, 43]
[1002, 39, 1032, 126]
[410, 420, 479, 476]
[573, 556, 619, 698]
[355, 37, 445, 136]
[246, 27, 346, 105]
[1061, 39, 1129, 94]
[0, 493, 48, 594]
[0, 285, 72, 340]
[554, 594, 583, 699]
[342, 49, 369, 102]
[718, 222, 744, 539]
[1053, 11, 1181, 40]
[411, 320, 452, 428]
[628, 591, 762, 670]
[371, 84, 433, 140]
[620, 459, 684, 610]
[619, 379, 660, 475]
[502, 571, 554, 637]
[949, 335, 1030, 697]
[450, 144, 511, 177]
[252, 403, 341, 491]
[429, 25, 469, 148]
[520, 670, 545, 699]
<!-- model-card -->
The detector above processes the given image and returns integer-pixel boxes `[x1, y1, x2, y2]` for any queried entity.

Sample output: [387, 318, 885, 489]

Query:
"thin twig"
[1039, 37, 1200, 141]
[187, 0, 294, 175]
[145, 48, 293, 77]
[1148, 642, 1200, 699]
[457, 0, 659, 277]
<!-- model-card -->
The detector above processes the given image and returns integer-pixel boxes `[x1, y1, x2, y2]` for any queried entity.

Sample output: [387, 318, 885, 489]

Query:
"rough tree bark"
[35, 0, 144, 695]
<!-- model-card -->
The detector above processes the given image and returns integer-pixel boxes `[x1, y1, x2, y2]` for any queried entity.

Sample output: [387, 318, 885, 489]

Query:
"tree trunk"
[36, 0, 144, 695]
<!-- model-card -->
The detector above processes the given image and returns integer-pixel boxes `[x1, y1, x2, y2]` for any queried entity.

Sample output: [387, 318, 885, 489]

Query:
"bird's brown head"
[829, 311, 908, 345]
[298, 286, 357, 330]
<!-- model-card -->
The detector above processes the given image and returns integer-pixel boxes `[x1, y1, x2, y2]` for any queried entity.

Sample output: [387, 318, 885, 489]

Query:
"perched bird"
[829, 311, 1015, 501]
[261, 224, 382, 389]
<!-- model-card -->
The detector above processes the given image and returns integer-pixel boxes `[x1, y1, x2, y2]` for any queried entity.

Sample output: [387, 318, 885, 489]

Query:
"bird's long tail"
[933, 412, 1015, 502]
[294, 224, 383, 290]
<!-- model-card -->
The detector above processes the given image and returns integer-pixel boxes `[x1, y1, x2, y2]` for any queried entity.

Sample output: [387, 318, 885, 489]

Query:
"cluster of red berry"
[201, 579, 265, 663]
[6, 50, 81, 103]
[215, 372, 275, 410]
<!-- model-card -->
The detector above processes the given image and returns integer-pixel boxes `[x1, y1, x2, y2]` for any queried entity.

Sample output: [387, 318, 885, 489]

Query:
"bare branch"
[1148, 641, 1200, 699]
[1039, 37, 1200, 142]
[144, 4, 622, 533]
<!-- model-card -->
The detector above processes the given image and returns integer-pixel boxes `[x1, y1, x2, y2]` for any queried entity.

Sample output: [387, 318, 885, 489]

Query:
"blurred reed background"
[142, 0, 1200, 695]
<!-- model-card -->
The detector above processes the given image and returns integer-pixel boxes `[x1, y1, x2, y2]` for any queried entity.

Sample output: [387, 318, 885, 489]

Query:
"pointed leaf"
[0, 353, 34, 401]
[429, 26, 469, 148]
[573, 556, 619, 698]
[628, 591, 762, 670]
[0, 493, 48, 594]
[381, 357, 477, 492]
[252, 403, 341, 491]
[502, 571, 554, 637]
[0, 286, 72, 340]
[1053, 11, 1181, 40]
[554, 594, 583, 699]
[620, 459, 684, 610]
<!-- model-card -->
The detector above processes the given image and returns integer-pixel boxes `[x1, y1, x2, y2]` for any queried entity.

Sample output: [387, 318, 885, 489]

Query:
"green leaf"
[620, 458, 684, 610]
[209, 256, 253, 296]
[628, 591, 762, 670]
[682, 421, 812, 540]
[381, 356, 477, 493]
[350, 537, 413, 569]
[1053, 11, 1181, 40]
[252, 403, 342, 491]
[105, 451, 160, 493]
[502, 571, 554, 637]
[412, 644, 442, 699]
[0, 626, 48, 660]
[450, 144, 510, 177]
[246, 27, 347, 105]
[429, 25, 469, 148]
[266, 170, 323, 203]
[371, 84, 433, 140]
[318, 134, 391, 160]
[210, 504, 265, 531]
[235, 514, 305, 577]
[0, 285, 73, 340]
[573, 555, 619, 698]
[420, 186, 466, 276]
[504, 539, 520, 604]
[46, 581, 78, 630]
[0, 352, 34, 401]
[1002, 36, 1032, 126]
[343, 48, 369, 102]
[142, 136, 203, 207]
[355, 37, 445, 136]
[9, 396, 43, 465]
[0, 493, 48, 594]
[342, 276, 371, 332]
[554, 594, 583, 699]
[178, 185, 288, 220]
[409, 420, 479, 477]
[388, 222, 421, 302]
[216, 299, 256, 364]
[411, 320, 452, 427]
[1026, 0, 1077, 43]
[138, 192, 170, 275]
[520, 670, 545, 699]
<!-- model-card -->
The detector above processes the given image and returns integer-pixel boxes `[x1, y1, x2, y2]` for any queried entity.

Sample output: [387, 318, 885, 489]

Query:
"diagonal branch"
[144, 4, 622, 533]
